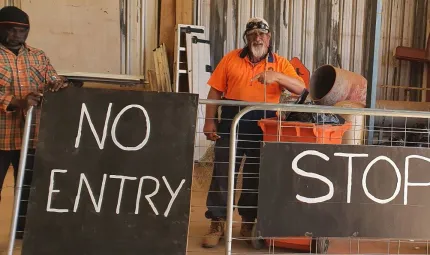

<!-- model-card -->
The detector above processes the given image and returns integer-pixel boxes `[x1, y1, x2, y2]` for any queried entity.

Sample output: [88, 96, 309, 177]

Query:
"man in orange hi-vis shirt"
[202, 17, 305, 248]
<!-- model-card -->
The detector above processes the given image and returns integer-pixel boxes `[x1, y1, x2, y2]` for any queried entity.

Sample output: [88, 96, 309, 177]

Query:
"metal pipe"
[250, 0, 255, 17]
[366, 0, 383, 144]
[13, 0, 21, 8]
[194, 0, 200, 25]
[226, 0, 235, 52]
[199, 99, 430, 119]
[7, 106, 34, 255]
[126, 0, 132, 74]
[368, 0, 383, 109]
[120, 0, 127, 74]
[8, 0, 21, 8]
[140, 0, 146, 76]
[236, 0, 241, 49]
[225, 106, 253, 255]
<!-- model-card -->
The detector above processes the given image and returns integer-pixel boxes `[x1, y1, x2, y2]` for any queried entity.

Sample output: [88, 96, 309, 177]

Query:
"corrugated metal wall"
[198, 0, 430, 102]
[378, 0, 428, 102]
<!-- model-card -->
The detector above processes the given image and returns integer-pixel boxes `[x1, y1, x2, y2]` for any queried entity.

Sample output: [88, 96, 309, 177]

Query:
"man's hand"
[251, 70, 280, 84]
[253, 70, 306, 95]
[47, 75, 68, 92]
[8, 92, 44, 112]
[25, 92, 43, 109]
[203, 119, 220, 141]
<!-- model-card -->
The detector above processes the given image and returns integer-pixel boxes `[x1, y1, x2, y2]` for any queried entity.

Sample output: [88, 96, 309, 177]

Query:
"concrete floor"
[1, 167, 429, 255]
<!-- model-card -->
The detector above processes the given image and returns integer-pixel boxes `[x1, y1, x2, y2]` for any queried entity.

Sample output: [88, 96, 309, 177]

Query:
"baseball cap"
[0, 6, 29, 28]
[245, 17, 269, 35]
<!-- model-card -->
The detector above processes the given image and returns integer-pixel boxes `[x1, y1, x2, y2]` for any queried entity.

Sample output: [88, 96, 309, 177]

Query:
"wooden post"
[158, 0, 193, 88]
[159, 0, 176, 79]
[176, 0, 193, 25]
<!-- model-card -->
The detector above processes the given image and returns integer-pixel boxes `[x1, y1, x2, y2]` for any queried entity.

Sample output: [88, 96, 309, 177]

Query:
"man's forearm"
[205, 104, 218, 122]
[277, 73, 306, 95]
[205, 87, 223, 122]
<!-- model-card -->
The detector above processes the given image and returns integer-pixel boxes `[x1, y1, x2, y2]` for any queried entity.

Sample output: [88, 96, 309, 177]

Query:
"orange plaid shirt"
[0, 44, 58, 151]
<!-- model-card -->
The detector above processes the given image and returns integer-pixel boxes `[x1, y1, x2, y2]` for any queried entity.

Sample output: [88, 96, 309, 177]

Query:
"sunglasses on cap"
[245, 21, 269, 34]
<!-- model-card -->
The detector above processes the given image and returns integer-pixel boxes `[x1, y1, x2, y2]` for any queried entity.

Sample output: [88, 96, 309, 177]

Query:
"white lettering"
[109, 175, 137, 214]
[404, 155, 430, 205]
[111, 104, 151, 151]
[46, 169, 69, 213]
[292, 150, 334, 204]
[73, 173, 107, 213]
[334, 153, 369, 203]
[362, 156, 401, 204]
[47, 171, 186, 216]
[135, 176, 160, 215]
[162, 177, 186, 217]
[75, 103, 112, 149]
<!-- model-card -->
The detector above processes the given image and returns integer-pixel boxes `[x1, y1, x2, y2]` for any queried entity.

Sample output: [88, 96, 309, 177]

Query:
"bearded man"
[201, 17, 305, 248]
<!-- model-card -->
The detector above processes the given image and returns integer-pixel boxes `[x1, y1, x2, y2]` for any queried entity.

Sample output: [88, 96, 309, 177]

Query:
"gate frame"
[8, 100, 430, 255]
[196, 99, 430, 255]
[7, 106, 34, 255]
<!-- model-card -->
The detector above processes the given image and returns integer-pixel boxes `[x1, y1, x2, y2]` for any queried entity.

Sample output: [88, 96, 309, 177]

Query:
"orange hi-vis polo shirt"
[207, 47, 304, 103]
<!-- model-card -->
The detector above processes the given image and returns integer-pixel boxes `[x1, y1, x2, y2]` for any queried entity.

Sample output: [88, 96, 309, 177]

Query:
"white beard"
[250, 44, 268, 59]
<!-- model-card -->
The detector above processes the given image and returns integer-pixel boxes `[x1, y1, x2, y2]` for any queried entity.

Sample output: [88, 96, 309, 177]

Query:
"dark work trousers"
[0, 149, 36, 238]
[205, 105, 276, 221]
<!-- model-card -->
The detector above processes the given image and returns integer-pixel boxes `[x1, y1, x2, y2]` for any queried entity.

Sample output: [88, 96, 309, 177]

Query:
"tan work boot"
[240, 218, 255, 243]
[202, 218, 225, 248]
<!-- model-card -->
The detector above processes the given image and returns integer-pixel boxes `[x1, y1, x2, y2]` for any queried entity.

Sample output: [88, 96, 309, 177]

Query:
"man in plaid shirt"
[0, 6, 68, 238]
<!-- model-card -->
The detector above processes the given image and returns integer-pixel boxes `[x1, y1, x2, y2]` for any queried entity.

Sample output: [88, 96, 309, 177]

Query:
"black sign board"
[257, 142, 430, 239]
[22, 87, 198, 255]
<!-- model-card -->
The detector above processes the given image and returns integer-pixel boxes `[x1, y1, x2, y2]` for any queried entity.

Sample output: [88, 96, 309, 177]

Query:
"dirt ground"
[1, 166, 429, 255]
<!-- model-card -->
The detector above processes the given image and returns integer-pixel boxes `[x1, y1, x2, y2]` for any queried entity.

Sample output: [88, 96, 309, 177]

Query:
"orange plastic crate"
[258, 117, 352, 144]
[257, 117, 351, 251]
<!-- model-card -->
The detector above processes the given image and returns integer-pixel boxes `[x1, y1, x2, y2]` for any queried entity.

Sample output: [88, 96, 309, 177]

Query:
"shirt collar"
[0, 43, 30, 54]
[239, 46, 274, 63]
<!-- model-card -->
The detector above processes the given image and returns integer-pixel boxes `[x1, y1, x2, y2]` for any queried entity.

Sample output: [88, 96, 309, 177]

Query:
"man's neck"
[247, 49, 269, 63]
[1, 43, 23, 55]
[249, 54, 268, 64]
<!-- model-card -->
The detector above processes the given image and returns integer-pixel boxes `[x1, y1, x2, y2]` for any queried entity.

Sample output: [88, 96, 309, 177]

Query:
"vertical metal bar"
[15, 0, 22, 8]
[140, 0, 146, 76]
[126, 0, 132, 74]
[366, 0, 383, 145]
[251, 0, 255, 17]
[225, 118, 238, 255]
[7, 106, 34, 255]
[225, 107, 253, 255]
[120, 0, 127, 74]
[194, 0, 200, 25]
[226, 0, 235, 52]
[236, 0, 241, 49]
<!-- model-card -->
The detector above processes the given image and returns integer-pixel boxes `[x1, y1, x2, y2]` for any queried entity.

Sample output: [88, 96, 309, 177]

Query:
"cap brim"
[0, 21, 29, 27]
[246, 28, 269, 35]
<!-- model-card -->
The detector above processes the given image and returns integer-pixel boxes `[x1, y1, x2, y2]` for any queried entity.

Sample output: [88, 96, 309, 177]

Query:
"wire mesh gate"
[3, 101, 430, 255]
[188, 99, 430, 255]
